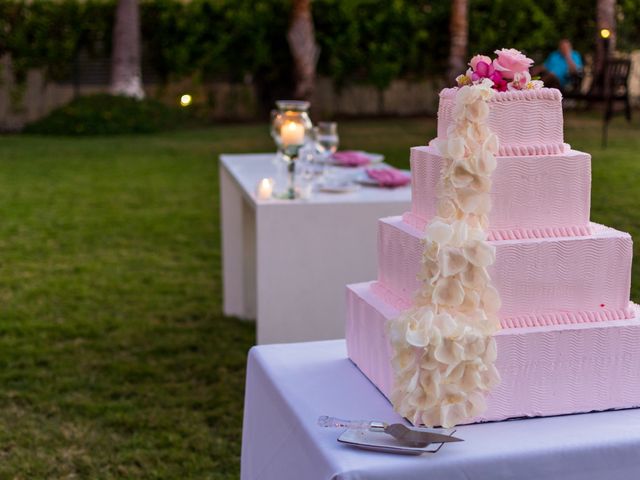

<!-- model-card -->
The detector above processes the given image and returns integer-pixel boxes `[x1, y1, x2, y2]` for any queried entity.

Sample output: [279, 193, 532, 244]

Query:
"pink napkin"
[366, 168, 411, 188]
[332, 151, 371, 167]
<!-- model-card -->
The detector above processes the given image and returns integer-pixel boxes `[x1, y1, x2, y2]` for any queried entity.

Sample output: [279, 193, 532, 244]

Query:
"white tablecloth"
[241, 340, 640, 480]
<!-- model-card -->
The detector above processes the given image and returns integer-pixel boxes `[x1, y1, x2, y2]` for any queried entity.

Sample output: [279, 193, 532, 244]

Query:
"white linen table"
[241, 339, 640, 480]
[219, 153, 410, 344]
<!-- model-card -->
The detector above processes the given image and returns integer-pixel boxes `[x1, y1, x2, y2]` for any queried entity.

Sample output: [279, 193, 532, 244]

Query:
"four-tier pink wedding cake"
[345, 49, 640, 427]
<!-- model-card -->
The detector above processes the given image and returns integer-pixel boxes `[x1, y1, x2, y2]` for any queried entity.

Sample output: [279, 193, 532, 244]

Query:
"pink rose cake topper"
[456, 48, 543, 92]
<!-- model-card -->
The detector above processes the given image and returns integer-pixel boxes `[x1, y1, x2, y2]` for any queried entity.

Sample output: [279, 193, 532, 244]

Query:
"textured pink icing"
[346, 281, 640, 425]
[376, 216, 634, 328]
[437, 87, 565, 156]
[406, 146, 592, 239]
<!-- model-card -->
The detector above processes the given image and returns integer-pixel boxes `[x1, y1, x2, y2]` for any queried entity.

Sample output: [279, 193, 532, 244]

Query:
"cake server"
[318, 416, 463, 447]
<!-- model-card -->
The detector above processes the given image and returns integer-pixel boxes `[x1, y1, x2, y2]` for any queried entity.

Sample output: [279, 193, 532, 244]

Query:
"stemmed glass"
[314, 122, 339, 180]
[316, 122, 339, 157]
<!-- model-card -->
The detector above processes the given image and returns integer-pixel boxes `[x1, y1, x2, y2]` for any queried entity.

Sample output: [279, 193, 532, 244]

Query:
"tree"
[287, 0, 318, 101]
[448, 0, 468, 83]
[595, 0, 616, 72]
[111, 0, 144, 99]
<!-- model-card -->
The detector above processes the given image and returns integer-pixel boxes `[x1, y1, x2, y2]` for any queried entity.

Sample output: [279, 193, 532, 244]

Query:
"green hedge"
[1, 0, 639, 90]
[23, 94, 192, 135]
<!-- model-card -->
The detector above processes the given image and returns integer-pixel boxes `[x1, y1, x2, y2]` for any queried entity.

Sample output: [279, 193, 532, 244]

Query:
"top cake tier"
[436, 87, 566, 156]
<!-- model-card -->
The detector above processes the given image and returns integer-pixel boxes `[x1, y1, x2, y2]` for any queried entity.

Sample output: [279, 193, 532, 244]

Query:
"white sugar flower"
[434, 338, 465, 365]
[461, 289, 480, 312]
[483, 337, 497, 363]
[463, 240, 496, 267]
[483, 133, 499, 155]
[447, 136, 465, 159]
[433, 276, 465, 306]
[405, 308, 434, 347]
[481, 284, 502, 314]
[465, 99, 490, 123]
[456, 187, 484, 213]
[426, 220, 454, 245]
[438, 246, 468, 277]
[433, 311, 457, 337]
[437, 199, 457, 220]
[450, 220, 469, 246]
[477, 149, 497, 175]
[450, 161, 475, 188]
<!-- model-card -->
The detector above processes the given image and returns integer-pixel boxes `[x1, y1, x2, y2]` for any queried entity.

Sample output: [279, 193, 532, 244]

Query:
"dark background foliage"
[0, 0, 638, 89]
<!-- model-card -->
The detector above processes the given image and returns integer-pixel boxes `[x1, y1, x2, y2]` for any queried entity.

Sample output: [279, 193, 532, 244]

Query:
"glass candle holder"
[270, 100, 313, 199]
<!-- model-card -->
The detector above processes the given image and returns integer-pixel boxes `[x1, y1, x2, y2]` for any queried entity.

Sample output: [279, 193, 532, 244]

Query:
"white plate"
[318, 181, 360, 194]
[338, 427, 457, 455]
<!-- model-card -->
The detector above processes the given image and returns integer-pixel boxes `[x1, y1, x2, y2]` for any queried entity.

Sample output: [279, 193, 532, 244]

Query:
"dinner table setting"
[261, 100, 410, 201]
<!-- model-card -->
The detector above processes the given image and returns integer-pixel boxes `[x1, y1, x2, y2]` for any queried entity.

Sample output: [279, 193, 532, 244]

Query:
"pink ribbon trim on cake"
[440, 87, 563, 102]
[371, 281, 636, 329]
[402, 212, 592, 240]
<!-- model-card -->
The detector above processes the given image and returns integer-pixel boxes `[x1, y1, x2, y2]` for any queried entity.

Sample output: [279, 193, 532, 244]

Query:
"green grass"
[0, 112, 638, 478]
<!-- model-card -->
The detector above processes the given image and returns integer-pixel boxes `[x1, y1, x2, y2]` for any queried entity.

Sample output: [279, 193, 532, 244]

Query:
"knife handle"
[317, 416, 371, 430]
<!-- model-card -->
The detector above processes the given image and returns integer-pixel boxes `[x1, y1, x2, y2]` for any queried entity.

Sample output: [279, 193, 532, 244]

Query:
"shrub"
[1, 0, 640, 95]
[23, 94, 193, 135]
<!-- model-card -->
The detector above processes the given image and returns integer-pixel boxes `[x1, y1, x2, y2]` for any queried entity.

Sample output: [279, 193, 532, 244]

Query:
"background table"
[241, 340, 640, 480]
[219, 153, 410, 344]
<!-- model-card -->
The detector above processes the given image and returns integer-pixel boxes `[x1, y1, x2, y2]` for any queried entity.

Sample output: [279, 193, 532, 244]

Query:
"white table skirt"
[241, 340, 640, 480]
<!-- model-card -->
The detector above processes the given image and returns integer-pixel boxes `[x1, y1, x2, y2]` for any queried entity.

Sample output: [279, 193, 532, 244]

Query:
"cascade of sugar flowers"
[387, 79, 502, 428]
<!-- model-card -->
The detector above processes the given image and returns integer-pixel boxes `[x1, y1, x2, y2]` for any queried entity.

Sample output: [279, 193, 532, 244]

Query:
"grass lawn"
[0, 112, 638, 478]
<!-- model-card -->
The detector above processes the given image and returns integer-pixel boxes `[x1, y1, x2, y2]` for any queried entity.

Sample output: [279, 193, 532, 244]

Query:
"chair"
[564, 58, 632, 147]
[602, 59, 632, 146]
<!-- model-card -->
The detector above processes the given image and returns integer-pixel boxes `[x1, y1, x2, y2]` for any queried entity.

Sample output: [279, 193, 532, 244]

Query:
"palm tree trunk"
[448, 0, 468, 83]
[287, 0, 318, 101]
[595, 0, 616, 73]
[111, 0, 144, 99]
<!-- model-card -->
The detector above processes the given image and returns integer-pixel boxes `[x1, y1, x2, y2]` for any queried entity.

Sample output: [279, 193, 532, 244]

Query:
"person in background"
[532, 39, 583, 90]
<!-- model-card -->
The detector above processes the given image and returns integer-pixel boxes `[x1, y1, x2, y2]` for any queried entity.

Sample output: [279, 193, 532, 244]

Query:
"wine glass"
[316, 122, 339, 157]
[315, 122, 339, 180]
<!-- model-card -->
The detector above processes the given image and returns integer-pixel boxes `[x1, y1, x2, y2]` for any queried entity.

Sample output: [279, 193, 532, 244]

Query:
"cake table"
[241, 340, 640, 480]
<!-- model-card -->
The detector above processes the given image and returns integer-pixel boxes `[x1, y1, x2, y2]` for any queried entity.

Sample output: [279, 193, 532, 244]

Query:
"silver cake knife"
[318, 415, 463, 447]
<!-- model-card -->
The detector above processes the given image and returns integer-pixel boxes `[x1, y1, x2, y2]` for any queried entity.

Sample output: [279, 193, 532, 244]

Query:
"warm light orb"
[600, 28, 611, 39]
[180, 94, 193, 107]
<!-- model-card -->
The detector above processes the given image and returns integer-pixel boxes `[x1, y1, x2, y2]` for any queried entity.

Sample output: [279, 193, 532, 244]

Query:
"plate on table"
[338, 428, 457, 455]
[318, 180, 360, 194]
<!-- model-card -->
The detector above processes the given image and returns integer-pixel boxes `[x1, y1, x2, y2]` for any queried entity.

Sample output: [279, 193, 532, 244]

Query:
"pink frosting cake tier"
[436, 87, 566, 156]
[346, 281, 640, 425]
[403, 145, 592, 240]
[375, 216, 634, 328]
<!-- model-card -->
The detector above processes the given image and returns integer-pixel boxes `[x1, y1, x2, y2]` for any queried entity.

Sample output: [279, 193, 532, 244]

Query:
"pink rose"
[492, 48, 534, 79]
[469, 54, 492, 71]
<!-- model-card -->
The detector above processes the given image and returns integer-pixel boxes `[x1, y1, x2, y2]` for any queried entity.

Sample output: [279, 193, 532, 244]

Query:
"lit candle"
[280, 121, 305, 147]
[256, 177, 274, 200]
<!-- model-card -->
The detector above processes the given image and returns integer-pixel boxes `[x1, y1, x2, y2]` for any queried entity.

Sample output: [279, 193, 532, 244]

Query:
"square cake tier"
[376, 217, 634, 328]
[403, 145, 592, 240]
[346, 281, 640, 425]
[437, 87, 565, 156]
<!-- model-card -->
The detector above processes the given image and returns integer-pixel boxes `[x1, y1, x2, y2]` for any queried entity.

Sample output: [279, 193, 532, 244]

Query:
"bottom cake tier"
[346, 281, 640, 425]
